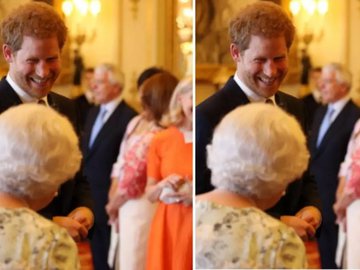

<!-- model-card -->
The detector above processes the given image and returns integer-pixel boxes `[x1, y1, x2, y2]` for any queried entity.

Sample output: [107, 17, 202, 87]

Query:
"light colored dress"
[146, 126, 193, 270]
[337, 119, 360, 268]
[108, 115, 160, 270]
[0, 207, 79, 270]
[196, 201, 307, 269]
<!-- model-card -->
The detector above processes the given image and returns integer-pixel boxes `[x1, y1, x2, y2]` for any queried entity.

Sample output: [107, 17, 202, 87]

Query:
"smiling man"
[0, 2, 94, 243]
[196, 1, 322, 241]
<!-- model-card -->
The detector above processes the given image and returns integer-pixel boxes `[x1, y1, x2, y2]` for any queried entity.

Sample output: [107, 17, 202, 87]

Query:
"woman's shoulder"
[152, 126, 178, 141]
[0, 208, 73, 240]
[195, 203, 306, 268]
[0, 208, 79, 268]
[196, 202, 302, 247]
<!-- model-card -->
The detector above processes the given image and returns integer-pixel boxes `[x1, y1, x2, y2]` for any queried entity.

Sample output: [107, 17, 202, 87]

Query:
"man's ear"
[230, 43, 241, 62]
[2, 44, 14, 63]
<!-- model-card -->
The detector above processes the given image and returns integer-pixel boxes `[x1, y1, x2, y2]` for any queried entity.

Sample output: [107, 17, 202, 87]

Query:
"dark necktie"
[37, 99, 46, 105]
[265, 98, 274, 105]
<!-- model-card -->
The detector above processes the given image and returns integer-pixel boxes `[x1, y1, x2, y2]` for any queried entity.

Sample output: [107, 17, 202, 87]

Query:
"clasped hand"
[158, 174, 192, 206]
[53, 207, 94, 242]
[281, 206, 322, 241]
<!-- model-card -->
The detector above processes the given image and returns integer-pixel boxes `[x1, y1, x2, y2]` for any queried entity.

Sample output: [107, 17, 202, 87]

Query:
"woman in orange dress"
[146, 77, 193, 270]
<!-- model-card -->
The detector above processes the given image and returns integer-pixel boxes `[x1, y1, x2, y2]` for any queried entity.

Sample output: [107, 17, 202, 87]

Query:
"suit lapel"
[0, 78, 23, 113]
[85, 101, 126, 158]
[314, 101, 353, 154]
[222, 77, 250, 109]
[83, 106, 100, 155]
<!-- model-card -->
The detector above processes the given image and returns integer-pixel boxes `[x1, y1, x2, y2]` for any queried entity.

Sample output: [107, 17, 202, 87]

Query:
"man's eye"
[27, 59, 37, 63]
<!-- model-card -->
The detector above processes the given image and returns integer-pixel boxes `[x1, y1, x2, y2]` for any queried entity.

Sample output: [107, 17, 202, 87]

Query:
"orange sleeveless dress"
[146, 126, 193, 270]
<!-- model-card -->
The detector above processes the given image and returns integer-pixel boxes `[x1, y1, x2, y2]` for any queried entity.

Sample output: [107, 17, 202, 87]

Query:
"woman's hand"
[157, 179, 192, 206]
[106, 191, 128, 226]
[334, 189, 357, 227]
[146, 174, 184, 202]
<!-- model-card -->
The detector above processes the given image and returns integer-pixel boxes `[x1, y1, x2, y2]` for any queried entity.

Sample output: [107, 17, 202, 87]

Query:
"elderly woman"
[0, 104, 81, 269]
[106, 71, 178, 270]
[196, 103, 309, 269]
[146, 77, 193, 270]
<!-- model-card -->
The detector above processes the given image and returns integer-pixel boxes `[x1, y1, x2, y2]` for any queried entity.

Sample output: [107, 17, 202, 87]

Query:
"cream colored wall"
[120, 0, 164, 110]
[348, 0, 360, 101]
[79, 0, 180, 111]
[308, 0, 360, 101]
[80, 1, 121, 69]
[307, 0, 347, 66]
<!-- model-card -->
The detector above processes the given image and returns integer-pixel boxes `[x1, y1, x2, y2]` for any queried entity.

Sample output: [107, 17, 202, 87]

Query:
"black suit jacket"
[310, 101, 360, 223]
[0, 77, 93, 218]
[196, 77, 321, 216]
[73, 94, 94, 135]
[309, 100, 360, 268]
[301, 93, 321, 135]
[82, 101, 137, 226]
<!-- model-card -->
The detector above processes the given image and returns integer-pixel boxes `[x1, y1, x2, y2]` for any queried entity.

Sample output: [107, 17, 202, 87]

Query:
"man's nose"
[36, 61, 50, 77]
[263, 61, 277, 77]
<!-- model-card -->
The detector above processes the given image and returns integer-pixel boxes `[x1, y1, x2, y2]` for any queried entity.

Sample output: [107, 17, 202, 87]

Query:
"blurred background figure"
[146, 77, 193, 270]
[0, 104, 82, 269]
[106, 70, 178, 270]
[301, 48, 313, 86]
[136, 66, 164, 89]
[309, 63, 360, 269]
[82, 63, 137, 270]
[73, 49, 85, 86]
[73, 67, 96, 134]
[196, 103, 309, 269]
[301, 66, 323, 134]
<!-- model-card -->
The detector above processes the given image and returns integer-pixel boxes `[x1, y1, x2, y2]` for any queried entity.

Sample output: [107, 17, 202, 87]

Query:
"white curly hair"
[0, 104, 82, 199]
[207, 103, 309, 200]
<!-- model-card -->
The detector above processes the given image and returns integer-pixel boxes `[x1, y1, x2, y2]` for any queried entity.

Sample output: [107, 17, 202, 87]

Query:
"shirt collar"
[328, 95, 350, 113]
[100, 94, 123, 122]
[6, 74, 48, 105]
[233, 73, 276, 104]
[327, 95, 350, 122]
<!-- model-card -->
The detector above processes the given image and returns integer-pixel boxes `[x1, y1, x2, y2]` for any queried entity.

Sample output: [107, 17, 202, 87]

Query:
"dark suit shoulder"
[0, 78, 22, 113]
[197, 77, 249, 126]
[277, 91, 304, 107]
[276, 91, 307, 130]
[116, 100, 138, 120]
[48, 91, 78, 121]
[340, 100, 360, 124]
[120, 100, 137, 113]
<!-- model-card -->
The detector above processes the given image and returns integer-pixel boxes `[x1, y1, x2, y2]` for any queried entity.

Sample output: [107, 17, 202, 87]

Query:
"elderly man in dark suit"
[196, 1, 322, 241]
[82, 63, 137, 270]
[0, 2, 93, 242]
[309, 63, 360, 269]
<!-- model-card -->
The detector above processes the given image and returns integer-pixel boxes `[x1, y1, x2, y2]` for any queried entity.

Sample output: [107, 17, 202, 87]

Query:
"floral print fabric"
[0, 207, 79, 270]
[111, 115, 161, 197]
[196, 201, 307, 269]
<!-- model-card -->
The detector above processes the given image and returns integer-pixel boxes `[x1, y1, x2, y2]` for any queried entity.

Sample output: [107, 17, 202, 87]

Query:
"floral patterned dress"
[108, 115, 161, 270]
[0, 207, 79, 270]
[196, 201, 307, 269]
[337, 119, 360, 268]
